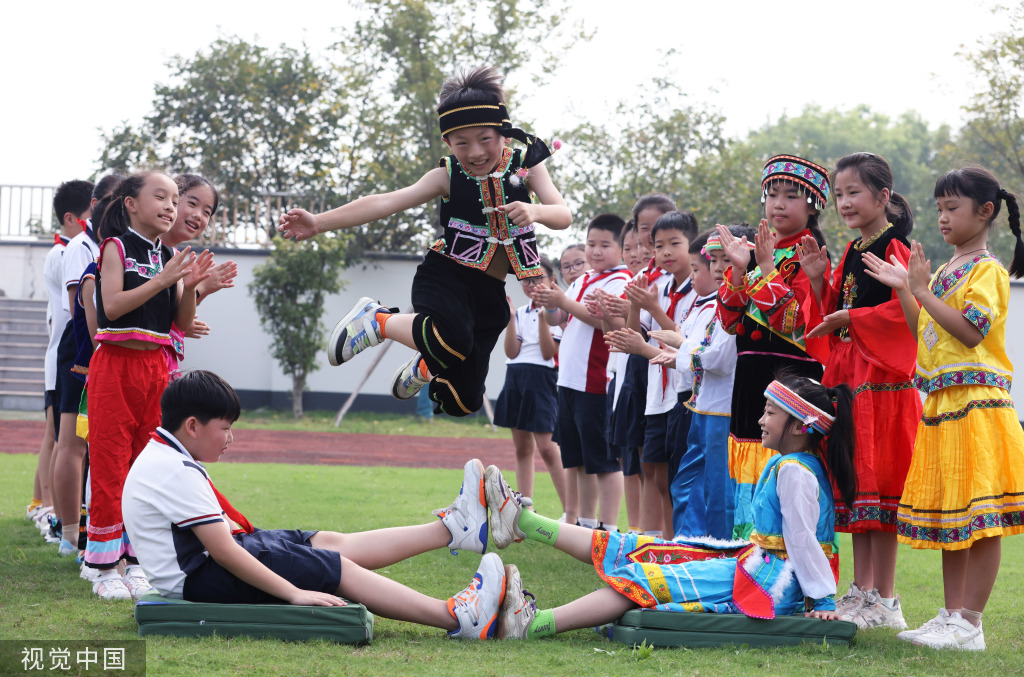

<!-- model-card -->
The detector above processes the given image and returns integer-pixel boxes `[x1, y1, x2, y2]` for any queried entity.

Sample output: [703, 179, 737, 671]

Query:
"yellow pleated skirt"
[897, 384, 1024, 550]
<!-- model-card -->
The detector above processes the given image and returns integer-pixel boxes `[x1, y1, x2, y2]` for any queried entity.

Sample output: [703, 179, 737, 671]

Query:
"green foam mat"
[612, 609, 857, 648]
[134, 591, 373, 644]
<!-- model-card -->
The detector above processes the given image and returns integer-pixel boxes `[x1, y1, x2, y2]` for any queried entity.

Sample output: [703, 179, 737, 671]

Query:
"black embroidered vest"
[96, 229, 177, 345]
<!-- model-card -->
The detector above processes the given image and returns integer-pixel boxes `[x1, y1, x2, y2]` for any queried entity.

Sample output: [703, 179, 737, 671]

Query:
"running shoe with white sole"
[93, 572, 133, 601]
[433, 459, 488, 554]
[326, 297, 391, 366]
[122, 566, 154, 600]
[447, 552, 505, 640]
[484, 465, 532, 549]
[391, 352, 430, 400]
[912, 612, 985, 651]
[836, 582, 868, 619]
[847, 593, 908, 630]
[497, 564, 536, 640]
[897, 608, 951, 642]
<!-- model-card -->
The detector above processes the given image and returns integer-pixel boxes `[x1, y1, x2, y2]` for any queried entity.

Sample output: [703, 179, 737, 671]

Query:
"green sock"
[518, 510, 559, 546]
[527, 609, 556, 639]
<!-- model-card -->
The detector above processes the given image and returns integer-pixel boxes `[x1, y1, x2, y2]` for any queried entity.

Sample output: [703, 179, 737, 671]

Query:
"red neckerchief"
[77, 218, 89, 233]
[151, 431, 255, 535]
[660, 278, 694, 395]
[53, 233, 70, 246]
[570, 267, 626, 324]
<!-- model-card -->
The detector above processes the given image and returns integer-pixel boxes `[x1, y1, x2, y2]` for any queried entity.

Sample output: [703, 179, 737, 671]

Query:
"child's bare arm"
[503, 297, 521, 359]
[81, 278, 100, 350]
[192, 521, 346, 607]
[509, 163, 571, 231]
[279, 168, 449, 241]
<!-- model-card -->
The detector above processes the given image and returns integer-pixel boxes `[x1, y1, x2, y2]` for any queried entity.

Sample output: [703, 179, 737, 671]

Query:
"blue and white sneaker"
[434, 459, 488, 554]
[327, 297, 391, 366]
[391, 352, 430, 400]
[447, 552, 506, 640]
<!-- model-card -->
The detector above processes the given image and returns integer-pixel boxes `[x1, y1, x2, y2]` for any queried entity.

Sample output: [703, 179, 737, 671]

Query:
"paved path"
[0, 420, 525, 470]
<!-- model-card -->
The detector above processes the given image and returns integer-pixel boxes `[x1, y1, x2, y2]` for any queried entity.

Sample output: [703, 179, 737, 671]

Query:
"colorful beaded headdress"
[437, 100, 555, 169]
[761, 154, 831, 210]
[701, 230, 755, 257]
[764, 379, 835, 436]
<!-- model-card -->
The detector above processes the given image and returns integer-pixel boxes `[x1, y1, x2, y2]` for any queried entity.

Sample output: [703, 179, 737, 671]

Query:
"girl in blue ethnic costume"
[478, 374, 858, 639]
[278, 67, 571, 416]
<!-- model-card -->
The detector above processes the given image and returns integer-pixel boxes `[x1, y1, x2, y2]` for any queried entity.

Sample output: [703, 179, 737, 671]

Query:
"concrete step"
[0, 305, 47, 321]
[0, 378, 45, 393]
[0, 319, 49, 334]
[0, 344, 47, 359]
[0, 392, 45, 411]
[0, 298, 48, 311]
[0, 366, 43, 380]
[0, 355, 46, 368]
[0, 331, 48, 346]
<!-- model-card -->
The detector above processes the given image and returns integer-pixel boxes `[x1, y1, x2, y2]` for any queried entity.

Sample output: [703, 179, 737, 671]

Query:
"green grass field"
[3, 452, 1023, 676]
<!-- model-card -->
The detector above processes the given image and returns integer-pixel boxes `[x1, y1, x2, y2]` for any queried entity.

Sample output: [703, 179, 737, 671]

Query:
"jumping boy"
[532, 215, 631, 532]
[122, 370, 508, 638]
[278, 66, 570, 416]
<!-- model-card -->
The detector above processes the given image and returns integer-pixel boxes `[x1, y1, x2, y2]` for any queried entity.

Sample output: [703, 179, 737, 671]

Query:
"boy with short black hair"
[532, 215, 630, 531]
[122, 370, 507, 639]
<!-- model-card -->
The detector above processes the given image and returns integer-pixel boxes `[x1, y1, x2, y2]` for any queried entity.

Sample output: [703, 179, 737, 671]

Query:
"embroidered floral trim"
[897, 509, 1024, 544]
[962, 303, 991, 337]
[920, 398, 1015, 426]
[913, 370, 1011, 394]
[835, 504, 900, 528]
[853, 222, 893, 251]
[929, 254, 993, 299]
[852, 380, 915, 395]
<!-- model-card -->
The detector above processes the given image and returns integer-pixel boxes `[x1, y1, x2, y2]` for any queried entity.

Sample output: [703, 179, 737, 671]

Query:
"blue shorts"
[641, 412, 670, 463]
[611, 443, 643, 476]
[493, 364, 558, 433]
[183, 529, 341, 604]
[557, 387, 619, 474]
[55, 322, 84, 419]
[608, 354, 648, 449]
[666, 391, 693, 480]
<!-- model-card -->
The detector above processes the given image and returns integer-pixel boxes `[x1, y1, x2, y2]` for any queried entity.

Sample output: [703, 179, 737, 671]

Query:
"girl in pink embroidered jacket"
[279, 66, 571, 417]
[864, 165, 1024, 651]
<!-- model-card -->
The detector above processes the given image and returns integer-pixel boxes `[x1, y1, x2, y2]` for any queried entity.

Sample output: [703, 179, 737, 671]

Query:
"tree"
[248, 236, 348, 418]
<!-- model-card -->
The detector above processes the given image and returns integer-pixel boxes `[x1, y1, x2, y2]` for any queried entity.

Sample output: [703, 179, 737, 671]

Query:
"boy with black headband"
[279, 66, 571, 416]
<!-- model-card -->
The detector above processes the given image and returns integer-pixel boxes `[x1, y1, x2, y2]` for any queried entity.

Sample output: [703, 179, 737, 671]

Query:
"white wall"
[3, 240, 1024, 419]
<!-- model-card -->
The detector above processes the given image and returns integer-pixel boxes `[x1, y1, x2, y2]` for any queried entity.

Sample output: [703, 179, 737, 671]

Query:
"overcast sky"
[0, 0, 1008, 187]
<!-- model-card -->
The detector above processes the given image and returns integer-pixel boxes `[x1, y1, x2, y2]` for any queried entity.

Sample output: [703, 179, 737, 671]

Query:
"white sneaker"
[897, 608, 952, 642]
[391, 352, 430, 400]
[497, 564, 536, 640]
[80, 563, 101, 582]
[912, 612, 985, 651]
[326, 297, 390, 366]
[433, 459, 488, 554]
[447, 552, 505, 640]
[58, 539, 79, 557]
[92, 572, 133, 601]
[848, 593, 908, 629]
[484, 465, 532, 549]
[122, 566, 154, 600]
[836, 582, 868, 619]
[26, 503, 43, 521]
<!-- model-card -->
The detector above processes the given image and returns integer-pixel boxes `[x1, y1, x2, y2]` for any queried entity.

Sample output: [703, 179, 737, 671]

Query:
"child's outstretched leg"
[310, 458, 488, 564]
[485, 465, 593, 562]
[339, 551, 506, 639]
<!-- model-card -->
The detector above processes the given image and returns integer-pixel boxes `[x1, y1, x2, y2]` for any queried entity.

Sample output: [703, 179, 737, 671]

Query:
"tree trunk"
[292, 371, 306, 419]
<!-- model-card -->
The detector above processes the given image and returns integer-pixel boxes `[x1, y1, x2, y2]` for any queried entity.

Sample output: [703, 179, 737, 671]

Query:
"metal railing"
[0, 185, 325, 249]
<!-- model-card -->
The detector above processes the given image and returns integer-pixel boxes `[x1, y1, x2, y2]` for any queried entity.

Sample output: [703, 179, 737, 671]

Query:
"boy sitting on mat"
[122, 370, 506, 640]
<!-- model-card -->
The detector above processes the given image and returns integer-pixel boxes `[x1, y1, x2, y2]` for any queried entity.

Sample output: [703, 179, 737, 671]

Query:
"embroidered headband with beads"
[761, 154, 831, 210]
[764, 379, 835, 436]
[701, 230, 755, 257]
[437, 100, 555, 169]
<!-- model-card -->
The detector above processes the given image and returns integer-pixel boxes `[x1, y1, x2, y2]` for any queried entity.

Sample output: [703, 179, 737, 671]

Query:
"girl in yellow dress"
[863, 166, 1024, 651]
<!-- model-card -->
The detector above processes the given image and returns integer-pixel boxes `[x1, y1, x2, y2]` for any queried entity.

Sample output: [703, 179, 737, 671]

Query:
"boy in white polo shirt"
[122, 370, 507, 639]
[532, 215, 631, 531]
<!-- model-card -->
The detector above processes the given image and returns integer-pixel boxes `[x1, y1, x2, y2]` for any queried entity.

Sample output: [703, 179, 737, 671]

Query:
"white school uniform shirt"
[43, 236, 71, 390]
[677, 295, 737, 416]
[557, 265, 631, 394]
[507, 303, 562, 368]
[122, 428, 228, 599]
[644, 276, 695, 416]
[61, 227, 100, 314]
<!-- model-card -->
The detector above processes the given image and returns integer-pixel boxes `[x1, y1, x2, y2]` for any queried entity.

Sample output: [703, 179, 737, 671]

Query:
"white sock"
[644, 530, 663, 538]
[879, 596, 896, 609]
[578, 517, 599, 529]
[599, 522, 619, 532]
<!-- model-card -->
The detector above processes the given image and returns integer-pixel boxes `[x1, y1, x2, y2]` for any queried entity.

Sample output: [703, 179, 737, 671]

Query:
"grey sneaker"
[433, 459, 488, 554]
[484, 465, 532, 549]
[391, 352, 430, 400]
[912, 612, 985, 651]
[497, 564, 536, 640]
[447, 552, 505, 640]
[327, 297, 390, 366]
[849, 593, 908, 630]
[836, 582, 868, 619]
[898, 608, 951, 642]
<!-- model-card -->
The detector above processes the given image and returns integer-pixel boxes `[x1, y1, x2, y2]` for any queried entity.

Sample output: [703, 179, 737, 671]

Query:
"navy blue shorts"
[557, 387, 619, 474]
[183, 529, 341, 604]
[610, 443, 643, 476]
[641, 412, 671, 463]
[667, 391, 694, 481]
[493, 364, 558, 433]
[608, 354, 648, 449]
[55, 322, 84, 419]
